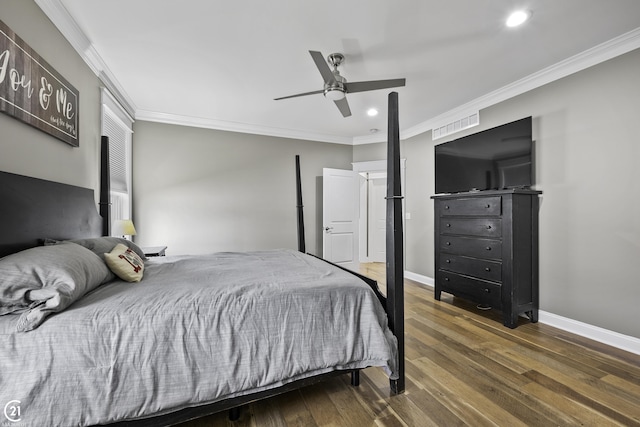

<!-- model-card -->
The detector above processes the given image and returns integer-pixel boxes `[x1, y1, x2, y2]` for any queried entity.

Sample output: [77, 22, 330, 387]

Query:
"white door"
[323, 168, 359, 272]
[369, 177, 386, 263]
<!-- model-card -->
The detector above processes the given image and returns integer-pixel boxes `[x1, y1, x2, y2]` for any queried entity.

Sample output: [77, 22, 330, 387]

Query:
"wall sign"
[0, 19, 79, 147]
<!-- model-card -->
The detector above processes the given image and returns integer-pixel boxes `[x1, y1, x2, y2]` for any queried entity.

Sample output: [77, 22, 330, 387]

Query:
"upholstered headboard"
[0, 171, 104, 258]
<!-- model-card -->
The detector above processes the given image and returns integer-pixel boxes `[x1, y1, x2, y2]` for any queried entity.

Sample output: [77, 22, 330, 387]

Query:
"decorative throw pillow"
[104, 243, 145, 282]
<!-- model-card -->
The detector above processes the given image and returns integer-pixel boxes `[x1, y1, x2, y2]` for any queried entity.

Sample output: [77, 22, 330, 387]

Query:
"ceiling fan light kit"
[324, 88, 346, 101]
[275, 50, 406, 118]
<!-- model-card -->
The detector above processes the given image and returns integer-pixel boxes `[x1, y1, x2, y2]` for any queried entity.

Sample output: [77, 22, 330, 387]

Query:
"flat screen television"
[434, 116, 533, 194]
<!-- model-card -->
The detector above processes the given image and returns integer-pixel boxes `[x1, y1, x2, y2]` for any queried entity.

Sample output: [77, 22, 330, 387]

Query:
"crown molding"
[400, 26, 640, 142]
[136, 24, 640, 144]
[35, 0, 137, 118]
[35, 0, 640, 146]
[352, 133, 387, 145]
[135, 110, 353, 145]
[352, 27, 640, 145]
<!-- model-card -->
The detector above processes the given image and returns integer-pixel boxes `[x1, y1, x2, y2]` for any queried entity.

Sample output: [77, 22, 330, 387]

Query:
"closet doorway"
[359, 172, 387, 263]
[354, 159, 405, 264]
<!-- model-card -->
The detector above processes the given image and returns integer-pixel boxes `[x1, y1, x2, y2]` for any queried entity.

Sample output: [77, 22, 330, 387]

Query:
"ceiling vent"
[432, 112, 479, 140]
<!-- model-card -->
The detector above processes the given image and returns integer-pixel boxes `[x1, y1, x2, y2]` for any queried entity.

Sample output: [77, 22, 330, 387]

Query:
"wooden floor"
[178, 263, 640, 427]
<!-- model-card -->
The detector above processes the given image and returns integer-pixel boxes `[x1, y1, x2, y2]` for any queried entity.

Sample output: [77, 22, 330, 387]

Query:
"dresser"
[432, 189, 541, 328]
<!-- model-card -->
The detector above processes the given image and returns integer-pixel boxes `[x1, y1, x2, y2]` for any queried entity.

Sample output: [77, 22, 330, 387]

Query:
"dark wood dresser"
[432, 189, 541, 328]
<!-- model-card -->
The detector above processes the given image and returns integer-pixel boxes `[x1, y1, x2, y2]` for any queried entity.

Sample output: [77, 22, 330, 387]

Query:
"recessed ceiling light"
[367, 108, 379, 117]
[506, 10, 531, 27]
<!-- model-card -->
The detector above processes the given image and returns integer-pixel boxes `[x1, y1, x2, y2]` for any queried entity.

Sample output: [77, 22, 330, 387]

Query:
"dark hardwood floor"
[178, 263, 640, 426]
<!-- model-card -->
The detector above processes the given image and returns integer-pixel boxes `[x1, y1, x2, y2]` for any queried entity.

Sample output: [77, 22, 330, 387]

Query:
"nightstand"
[142, 246, 167, 257]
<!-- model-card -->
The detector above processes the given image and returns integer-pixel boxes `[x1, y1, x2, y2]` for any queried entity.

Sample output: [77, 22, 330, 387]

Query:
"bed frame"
[0, 92, 405, 425]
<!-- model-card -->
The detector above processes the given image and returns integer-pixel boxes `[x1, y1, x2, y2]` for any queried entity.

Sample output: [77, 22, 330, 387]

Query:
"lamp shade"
[113, 219, 137, 236]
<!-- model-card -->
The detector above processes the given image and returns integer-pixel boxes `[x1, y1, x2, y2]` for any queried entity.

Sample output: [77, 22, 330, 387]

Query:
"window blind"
[101, 88, 134, 223]
[103, 112, 129, 193]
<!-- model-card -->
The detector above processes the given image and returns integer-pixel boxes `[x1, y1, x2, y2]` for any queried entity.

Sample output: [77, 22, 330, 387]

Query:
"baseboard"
[404, 270, 640, 356]
[404, 270, 434, 287]
[538, 311, 640, 356]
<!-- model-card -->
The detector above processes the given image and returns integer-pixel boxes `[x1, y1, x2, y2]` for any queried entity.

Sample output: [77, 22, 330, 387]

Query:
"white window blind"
[101, 88, 134, 222]
[103, 112, 129, 193]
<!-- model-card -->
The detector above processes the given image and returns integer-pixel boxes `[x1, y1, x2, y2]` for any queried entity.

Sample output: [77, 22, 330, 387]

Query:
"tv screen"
[435, 116, 533, 194]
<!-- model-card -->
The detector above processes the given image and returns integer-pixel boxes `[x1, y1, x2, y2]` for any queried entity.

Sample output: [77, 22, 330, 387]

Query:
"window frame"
[101, 88, 134, 228]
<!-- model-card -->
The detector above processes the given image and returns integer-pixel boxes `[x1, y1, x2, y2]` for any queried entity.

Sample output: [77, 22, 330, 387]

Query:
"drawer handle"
[485, 267, 491, 272]
[446, 242, 451, 246]
[446, 223, 451, 228]
[485, 246, 492, 251]
[446, 259, 451, 263]
[444, 205, 450, 210]
[485, 204, 491, 208]
[444, 277, 450, 282]
[486, 225, 492, 230]
[483, 288, 490, 293]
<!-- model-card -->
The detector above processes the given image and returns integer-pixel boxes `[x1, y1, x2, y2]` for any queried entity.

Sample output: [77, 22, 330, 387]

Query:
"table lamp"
[113, 219, 137, 239]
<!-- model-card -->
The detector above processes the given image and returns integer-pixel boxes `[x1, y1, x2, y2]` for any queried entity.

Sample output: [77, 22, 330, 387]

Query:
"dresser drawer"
[438, 196, 501, 217]
[439, 254, 502, 282]
[440, 236, 502, 260]
[437, 271, 502, 308]
[440, 218, 501, 238]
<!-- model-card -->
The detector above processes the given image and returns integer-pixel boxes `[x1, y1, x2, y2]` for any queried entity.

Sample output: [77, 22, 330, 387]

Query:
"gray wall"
[132, 121, 353, 256]
[355, 48, 640, 338]
[0, 1, 103, 192]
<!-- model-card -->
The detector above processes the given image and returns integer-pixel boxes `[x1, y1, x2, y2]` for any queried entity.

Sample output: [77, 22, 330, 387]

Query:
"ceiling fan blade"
[344, 78, 406, 94]
[309, 50, 335, 85]
[274, 89, 324, 101]
[334, 97, 351, 117]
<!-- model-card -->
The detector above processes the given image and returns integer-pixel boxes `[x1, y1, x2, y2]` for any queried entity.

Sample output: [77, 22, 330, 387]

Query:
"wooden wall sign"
[0, 19, 79, 147]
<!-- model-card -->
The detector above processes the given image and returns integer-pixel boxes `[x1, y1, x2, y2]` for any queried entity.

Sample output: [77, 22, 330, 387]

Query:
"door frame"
[353, 159, 406, 264]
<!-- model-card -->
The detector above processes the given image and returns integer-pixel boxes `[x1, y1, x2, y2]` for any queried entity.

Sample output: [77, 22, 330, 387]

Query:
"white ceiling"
[40, 0, 640, 144]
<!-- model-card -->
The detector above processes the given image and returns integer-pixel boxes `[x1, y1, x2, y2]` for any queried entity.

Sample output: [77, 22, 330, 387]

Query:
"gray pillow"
[0, 243, 112, 332]
[68, 236, 147, 261]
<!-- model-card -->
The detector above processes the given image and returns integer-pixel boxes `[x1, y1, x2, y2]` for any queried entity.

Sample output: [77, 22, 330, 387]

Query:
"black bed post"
[295, 155, 306, 253]
[100, 136, 111, 237]
[386, 92, 405, 395]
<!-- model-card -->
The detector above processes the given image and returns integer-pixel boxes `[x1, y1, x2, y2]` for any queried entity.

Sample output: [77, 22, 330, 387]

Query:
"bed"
[0, 93, 405, 426]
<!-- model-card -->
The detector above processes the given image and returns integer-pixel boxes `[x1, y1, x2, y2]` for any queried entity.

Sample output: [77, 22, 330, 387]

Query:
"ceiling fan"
[274, 51, 406, 117]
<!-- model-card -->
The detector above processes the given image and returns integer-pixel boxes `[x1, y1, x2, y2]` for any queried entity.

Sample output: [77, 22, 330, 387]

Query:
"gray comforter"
[0, 249, 397, 426]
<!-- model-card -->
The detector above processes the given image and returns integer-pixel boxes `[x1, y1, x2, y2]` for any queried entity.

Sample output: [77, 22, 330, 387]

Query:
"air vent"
[432, 112, 479, 140]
